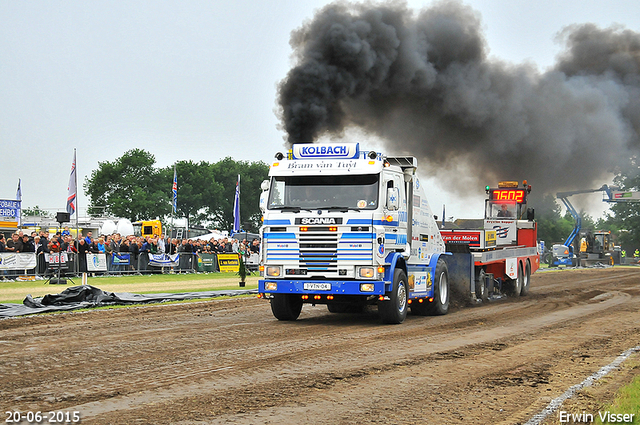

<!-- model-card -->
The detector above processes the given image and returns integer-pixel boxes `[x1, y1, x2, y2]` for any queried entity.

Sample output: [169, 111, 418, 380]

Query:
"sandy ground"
[2, 267, 639, 425]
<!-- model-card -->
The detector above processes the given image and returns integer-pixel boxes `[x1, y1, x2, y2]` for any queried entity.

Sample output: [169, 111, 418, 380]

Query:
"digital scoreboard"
[490, 188, 527, 204]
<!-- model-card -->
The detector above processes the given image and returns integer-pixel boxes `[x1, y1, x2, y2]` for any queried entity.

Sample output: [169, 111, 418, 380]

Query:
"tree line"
[83, 149, 269, 233]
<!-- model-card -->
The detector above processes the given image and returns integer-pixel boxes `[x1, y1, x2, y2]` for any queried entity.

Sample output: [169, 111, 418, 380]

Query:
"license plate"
[303, 283, 331, 291]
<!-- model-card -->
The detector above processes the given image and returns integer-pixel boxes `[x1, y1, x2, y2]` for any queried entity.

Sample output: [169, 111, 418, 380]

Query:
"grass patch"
[595, 361, 640, 425]
[0, 272, 260, 304]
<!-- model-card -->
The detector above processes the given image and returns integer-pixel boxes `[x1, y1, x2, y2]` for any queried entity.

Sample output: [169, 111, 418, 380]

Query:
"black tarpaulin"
[0, 285, 257, 318]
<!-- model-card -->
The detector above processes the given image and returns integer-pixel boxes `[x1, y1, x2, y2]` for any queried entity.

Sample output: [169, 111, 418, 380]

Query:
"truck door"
[383, 174, 407, 251]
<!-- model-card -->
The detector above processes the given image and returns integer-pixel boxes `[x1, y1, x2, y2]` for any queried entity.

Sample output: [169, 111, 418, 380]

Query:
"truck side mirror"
[527, 207, 535, 221]
[259, 191, 269, 213]
[387, 187, 399, 211]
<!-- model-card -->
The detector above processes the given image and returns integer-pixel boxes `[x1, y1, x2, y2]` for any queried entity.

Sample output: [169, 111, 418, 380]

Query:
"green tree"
[84, 149, 170, 221]
[166, 160, 223, 228]
[21, 206, 51, 218]
[209, 157, 269, 233]
[605, 156, 640, 250]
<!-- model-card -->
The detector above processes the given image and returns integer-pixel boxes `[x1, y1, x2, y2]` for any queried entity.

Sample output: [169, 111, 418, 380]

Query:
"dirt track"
[2, 267, 640, 425]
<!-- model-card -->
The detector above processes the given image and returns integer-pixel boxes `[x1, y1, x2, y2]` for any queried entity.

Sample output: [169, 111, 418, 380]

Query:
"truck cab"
[258, 143, 448, 324]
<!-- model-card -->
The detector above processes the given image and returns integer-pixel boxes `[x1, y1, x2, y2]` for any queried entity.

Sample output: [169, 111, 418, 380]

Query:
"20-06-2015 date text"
[5, 411, 80, 424]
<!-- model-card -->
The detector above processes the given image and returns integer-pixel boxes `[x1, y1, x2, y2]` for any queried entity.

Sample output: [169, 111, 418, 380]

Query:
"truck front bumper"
[259, 279, 388, 296]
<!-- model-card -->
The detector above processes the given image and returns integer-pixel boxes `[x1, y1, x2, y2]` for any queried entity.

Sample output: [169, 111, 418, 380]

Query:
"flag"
[172, 166, 177, 214]
[233, 174, 240, 234]
[442, 204, 445, 228]
[16, 179, 22, 227]
[66, 150, 77, 216]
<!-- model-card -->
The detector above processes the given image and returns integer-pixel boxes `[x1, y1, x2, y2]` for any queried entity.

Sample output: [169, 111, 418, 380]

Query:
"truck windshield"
[268, 174, 379, 210]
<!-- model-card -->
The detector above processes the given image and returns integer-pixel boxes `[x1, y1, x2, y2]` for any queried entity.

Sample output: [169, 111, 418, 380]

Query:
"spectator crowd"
[0, 227, 260, 279]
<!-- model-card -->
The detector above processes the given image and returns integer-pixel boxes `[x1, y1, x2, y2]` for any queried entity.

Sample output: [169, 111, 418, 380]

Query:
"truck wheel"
[428, 259, 450, 315]
[271, 294, 303, 321]
[379, 269, 408, 324]
[475, 268, 488, 302]
[520, 260, 531, 296]
[507, 262, 523, 297]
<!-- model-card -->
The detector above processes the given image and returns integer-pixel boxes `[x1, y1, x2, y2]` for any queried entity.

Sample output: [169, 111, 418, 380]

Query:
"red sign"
[491, 189, 526, 204]
[441, 231, 481, 247]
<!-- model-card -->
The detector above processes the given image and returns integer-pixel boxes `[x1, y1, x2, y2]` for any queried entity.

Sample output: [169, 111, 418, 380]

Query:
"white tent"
[192, 232, 226, 241]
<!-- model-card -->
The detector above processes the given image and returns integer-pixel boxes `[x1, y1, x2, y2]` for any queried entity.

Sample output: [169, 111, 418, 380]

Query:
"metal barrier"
[0, 251, 255, 280]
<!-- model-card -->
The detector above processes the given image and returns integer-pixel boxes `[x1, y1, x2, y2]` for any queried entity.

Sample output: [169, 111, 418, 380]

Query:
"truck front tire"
[271, 294, 303, 321]
[379, 269, 409, 324]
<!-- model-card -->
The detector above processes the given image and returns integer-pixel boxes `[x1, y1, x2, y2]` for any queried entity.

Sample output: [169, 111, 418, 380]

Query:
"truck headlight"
[266, 266, 282, 277]
[358, 267, 375, 278]
[265, 282, 278, 291]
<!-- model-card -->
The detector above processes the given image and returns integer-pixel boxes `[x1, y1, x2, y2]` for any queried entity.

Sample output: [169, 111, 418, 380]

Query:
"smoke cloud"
[276, 0, 640, 196]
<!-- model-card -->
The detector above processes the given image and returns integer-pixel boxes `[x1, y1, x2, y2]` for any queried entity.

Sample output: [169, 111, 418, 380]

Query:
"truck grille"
[299, 229, 338, 273]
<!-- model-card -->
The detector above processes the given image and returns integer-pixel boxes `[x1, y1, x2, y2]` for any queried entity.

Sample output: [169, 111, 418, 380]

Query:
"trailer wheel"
[428, 259, 450, 315]
[379, 269, 409, 324]
[271, 294, 303, 321]
[475, 268, 488, 302]
[507, 262, 523, 297]
[520, 260, 531, 296]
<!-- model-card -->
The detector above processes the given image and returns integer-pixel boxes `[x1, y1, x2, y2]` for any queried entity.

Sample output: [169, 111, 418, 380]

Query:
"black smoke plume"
[277, 0, 640, 196]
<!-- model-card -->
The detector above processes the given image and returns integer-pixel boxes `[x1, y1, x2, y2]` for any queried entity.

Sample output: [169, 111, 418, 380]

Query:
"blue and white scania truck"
[257, 143, 538, 324]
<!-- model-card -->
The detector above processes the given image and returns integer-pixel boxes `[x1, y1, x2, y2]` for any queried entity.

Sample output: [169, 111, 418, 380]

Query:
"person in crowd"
[77, 237, 89, 273]
[6, 233, 22, 253]
[61, 226, 71, 237]
[157, 234, 166, 254]
[65, 235, 77, 253]
[48, 238, 61, 253]
[96, 237, 106, 254]
[84, 231, 93, 245]
[21, 235, 35, 252]
[250, 238, 260, 254]
[0, 234, 6, 252]
[128, 236, 139, 272]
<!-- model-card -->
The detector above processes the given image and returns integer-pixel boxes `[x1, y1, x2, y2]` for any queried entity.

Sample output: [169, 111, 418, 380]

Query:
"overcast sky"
[2, 0, 639, 221]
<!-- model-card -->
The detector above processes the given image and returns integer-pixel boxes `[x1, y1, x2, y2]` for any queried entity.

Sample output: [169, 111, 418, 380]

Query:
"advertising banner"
[87, 253, 108, 272]
[217, 253, 239, 272]
[112, 252, 131, 266]
[0, 253, 36, 270]
[45, 252, 69, 270]
[148, 253, 179, 267]
[199, 253, 217, 272]
[0, 199, 21, 228]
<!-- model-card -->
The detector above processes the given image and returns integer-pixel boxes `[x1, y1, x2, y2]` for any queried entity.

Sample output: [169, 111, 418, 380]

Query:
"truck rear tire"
[271, 294, 303, 321]
[475, 268, 488, 302]
[379, 269, 408, 324]
[428, 259, 450, 315]
[507, 262, 523, 297]
[520, 260, 531, 296]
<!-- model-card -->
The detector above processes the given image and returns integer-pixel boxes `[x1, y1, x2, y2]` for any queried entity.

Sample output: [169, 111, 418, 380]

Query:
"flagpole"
[16, 179, 22, 229]
[74, 149, 79, 278]
[172, 165, 177, 239]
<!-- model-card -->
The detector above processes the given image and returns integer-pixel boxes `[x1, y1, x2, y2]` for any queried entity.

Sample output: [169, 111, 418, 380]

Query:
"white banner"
[87, 253, 108, 272]
[148, 253, 180, 267]
[45, 252, 69, 264]
[0, 252, 36, 270]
